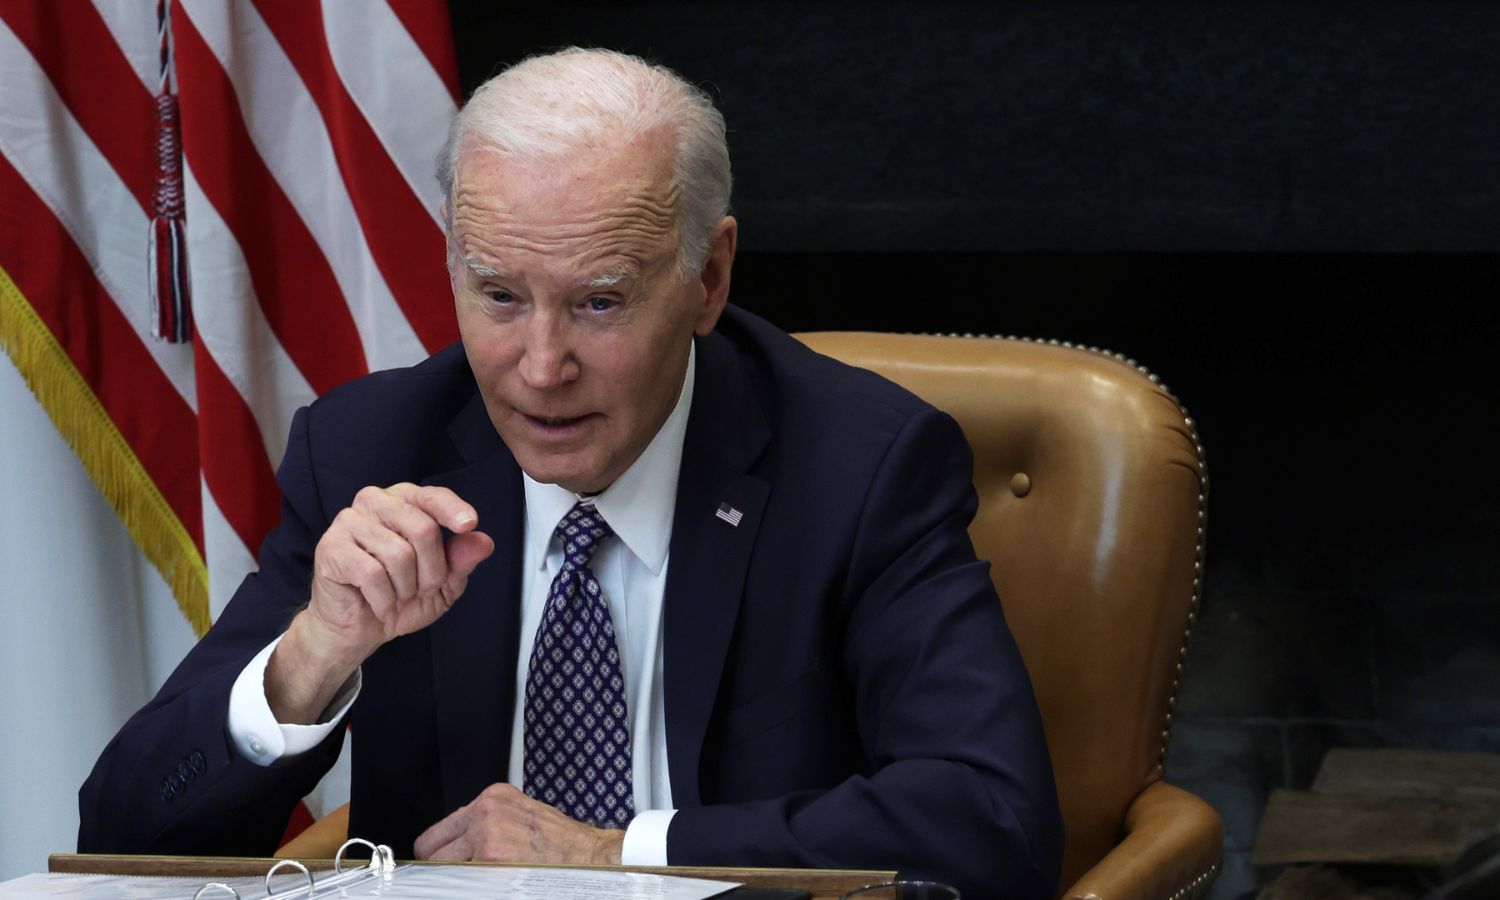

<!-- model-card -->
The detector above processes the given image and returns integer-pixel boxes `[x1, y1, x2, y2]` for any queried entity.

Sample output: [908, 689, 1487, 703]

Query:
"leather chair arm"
[274, 801, 350, 859]
[1062, 781, 1223, 900]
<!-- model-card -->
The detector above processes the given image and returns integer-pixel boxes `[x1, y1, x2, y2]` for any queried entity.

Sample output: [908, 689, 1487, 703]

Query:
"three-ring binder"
[192, 839, 396, 899]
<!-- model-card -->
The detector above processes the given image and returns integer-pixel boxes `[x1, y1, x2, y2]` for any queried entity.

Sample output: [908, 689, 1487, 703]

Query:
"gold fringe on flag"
[0, 262, 210, 637]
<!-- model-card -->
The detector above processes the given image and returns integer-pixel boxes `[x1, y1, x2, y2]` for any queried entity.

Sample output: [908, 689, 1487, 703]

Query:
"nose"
[516, 312, 580, 389]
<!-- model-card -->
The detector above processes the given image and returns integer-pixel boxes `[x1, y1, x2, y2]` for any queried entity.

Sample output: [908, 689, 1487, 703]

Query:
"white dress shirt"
[227, 344, 694, 864]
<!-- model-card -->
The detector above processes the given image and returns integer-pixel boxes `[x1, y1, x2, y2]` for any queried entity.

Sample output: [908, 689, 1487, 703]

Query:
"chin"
[519, 459, 603, 493]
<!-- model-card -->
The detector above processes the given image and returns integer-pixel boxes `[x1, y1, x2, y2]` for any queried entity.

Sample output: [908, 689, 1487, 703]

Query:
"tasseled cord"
[148, 0, 191, 343]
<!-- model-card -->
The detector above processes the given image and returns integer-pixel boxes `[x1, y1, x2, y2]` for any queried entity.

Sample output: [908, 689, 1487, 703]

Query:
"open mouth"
[523, 412, 593, 430]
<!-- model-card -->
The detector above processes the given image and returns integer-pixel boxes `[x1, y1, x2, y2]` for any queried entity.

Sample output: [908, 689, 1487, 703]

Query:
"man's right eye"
[484, 289, 514, 304]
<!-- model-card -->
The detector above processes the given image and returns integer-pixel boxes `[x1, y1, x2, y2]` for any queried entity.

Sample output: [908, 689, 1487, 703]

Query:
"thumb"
[446, 530, 494, 579]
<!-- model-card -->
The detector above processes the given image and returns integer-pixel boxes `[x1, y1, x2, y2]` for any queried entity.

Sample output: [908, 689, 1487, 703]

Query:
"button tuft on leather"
[1010, 472, 1032, 497]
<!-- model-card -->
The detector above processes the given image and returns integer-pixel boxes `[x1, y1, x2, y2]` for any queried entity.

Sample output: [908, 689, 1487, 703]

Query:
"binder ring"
[192, 884, 240, 899]
[264, 859, 314, 896]
[335, 837, 396, 876]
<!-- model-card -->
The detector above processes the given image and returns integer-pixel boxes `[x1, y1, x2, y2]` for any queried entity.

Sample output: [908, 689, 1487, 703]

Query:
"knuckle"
[476, 784, 519, 812]
[390, 541, 416, 569]
[353, 556, 385, 585]
[411, 516, 441, 544]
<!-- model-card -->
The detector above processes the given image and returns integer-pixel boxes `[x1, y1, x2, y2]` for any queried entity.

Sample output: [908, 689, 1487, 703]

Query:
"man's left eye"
[585, 296, 618, 312]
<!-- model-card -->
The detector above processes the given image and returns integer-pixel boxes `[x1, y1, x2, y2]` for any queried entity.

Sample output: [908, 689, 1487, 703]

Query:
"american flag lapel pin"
[715, 502, 744, 527]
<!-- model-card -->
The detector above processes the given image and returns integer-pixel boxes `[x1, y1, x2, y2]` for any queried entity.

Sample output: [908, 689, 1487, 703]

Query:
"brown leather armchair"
[282, 331, 1222, 899]
[798, 332, 1221, 900]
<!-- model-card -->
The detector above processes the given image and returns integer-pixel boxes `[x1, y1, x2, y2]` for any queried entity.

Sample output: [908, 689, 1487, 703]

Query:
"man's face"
[448, 132, 732, 494]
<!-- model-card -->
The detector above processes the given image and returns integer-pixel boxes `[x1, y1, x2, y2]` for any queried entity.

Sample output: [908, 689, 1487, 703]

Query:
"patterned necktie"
[522, 502, 634, 828]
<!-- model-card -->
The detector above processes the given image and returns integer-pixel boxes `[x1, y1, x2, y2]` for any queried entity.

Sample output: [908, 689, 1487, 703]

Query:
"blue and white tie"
[522, 502, 634, 828]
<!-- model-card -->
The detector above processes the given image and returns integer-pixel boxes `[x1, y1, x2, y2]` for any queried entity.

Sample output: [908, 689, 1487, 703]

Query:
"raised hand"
[267, 483, 495, 724]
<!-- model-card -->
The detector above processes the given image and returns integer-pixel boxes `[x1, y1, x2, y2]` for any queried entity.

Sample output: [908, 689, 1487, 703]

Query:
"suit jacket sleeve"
[77, 406, 347, 854]
[665, 407, 1064, 900]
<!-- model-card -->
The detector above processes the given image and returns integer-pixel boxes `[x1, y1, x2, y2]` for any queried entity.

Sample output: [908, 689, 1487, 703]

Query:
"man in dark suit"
[79, 48, 1062, 898]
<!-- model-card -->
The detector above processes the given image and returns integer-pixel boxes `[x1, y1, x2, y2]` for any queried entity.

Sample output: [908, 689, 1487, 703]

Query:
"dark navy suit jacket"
[79, 306, 1063, 898]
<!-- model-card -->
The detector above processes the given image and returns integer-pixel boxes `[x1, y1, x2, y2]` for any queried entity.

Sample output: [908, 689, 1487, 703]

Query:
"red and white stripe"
[0, 0, 459, 839]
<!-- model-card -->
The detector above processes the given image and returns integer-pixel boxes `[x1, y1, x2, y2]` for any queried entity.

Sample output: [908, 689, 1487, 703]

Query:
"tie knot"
[555, 501, 613, 568]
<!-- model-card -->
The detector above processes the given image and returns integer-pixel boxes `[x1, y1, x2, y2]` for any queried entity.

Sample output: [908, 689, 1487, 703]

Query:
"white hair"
[437, 47, 732, 275]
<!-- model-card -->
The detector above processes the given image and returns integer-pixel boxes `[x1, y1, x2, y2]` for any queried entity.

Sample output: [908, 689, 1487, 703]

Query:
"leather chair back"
[796, 332, 1209, 892]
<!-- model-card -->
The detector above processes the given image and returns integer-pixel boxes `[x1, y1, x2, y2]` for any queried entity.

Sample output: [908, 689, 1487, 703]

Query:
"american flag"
[0, 0, 459, 859]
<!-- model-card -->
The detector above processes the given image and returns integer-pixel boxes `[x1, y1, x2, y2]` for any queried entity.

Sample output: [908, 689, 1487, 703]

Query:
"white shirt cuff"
[227, 633, 361, 766]
[620, 809, 676, 865]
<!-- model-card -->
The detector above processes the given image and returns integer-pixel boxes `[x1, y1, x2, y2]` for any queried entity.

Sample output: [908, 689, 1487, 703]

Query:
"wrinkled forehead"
[449, 132, 681, 269]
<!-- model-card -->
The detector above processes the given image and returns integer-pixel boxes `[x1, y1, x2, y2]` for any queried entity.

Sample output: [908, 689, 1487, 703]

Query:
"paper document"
[0, 864, 740, 899]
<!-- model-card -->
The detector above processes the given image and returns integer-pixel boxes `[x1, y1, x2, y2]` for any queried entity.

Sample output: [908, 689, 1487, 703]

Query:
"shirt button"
[249, 738, 266, 755]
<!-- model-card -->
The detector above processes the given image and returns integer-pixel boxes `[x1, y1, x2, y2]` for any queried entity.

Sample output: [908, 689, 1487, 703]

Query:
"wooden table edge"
[48, 853, 896, 899]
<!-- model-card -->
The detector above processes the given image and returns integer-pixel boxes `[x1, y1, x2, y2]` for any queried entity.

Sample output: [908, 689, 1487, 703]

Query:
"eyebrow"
[464, 258, 505, 279]
[588, 263, 639, 288]
[462, 258, 641, 288]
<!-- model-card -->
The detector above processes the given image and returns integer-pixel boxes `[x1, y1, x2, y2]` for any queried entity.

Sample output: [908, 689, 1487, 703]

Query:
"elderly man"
[80, 48, 1062, 897]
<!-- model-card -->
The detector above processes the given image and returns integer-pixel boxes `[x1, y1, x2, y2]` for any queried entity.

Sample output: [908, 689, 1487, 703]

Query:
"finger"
[347, 524, 419, 602]
[421, 835, 475, 862]
[354, 492, 448, 596]
[326, 541, 399, 625]
[387, 483, 480, 533]
[447, 531, 494, 580]
[414, 804, 473, 860]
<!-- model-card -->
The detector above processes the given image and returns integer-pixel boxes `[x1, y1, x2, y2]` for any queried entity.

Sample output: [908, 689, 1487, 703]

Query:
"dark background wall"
[447, 3, 1500, 897]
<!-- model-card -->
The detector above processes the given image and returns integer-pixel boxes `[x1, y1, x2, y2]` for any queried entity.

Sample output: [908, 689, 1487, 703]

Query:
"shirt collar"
[522, 342, 695, 576]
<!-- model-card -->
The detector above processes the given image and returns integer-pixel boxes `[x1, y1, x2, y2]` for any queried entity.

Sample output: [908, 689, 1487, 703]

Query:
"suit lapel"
[425, 390, 526, 814]
[663, 332, 771, 808]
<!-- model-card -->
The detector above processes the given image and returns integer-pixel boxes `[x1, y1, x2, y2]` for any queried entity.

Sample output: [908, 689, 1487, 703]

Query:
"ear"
[693, 216, 737, 336]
